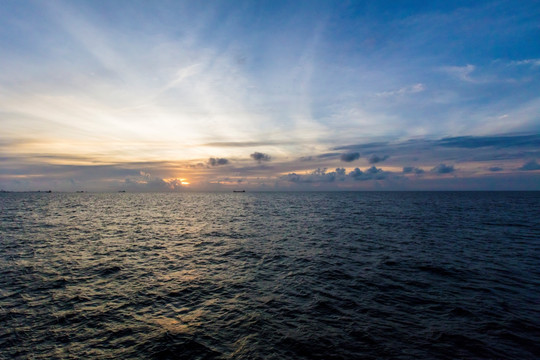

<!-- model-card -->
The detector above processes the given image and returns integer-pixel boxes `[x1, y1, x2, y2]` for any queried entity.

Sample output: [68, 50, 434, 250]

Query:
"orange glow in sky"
[1, 1, 539, 191]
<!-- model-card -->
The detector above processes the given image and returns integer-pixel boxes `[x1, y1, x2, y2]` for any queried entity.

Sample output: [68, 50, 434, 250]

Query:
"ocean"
[1, 191, 539, 359]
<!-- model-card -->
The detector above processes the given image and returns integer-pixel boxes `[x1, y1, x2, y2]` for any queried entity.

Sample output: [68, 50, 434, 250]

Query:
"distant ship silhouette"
[233, 190, 245, 192]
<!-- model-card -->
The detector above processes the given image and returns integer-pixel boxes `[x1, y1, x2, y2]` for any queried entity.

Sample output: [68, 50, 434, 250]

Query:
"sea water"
[1, 191, 539, 359]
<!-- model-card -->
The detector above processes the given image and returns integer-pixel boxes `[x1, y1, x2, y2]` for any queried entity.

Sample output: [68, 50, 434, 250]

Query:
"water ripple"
[1, 191, 539, 359]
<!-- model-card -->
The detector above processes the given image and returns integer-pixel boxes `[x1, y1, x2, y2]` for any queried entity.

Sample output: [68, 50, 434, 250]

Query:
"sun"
[163, 178, 190, 187]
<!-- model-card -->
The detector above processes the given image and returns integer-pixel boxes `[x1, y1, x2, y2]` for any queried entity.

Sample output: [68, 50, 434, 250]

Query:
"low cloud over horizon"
[2, 133, 539, 191]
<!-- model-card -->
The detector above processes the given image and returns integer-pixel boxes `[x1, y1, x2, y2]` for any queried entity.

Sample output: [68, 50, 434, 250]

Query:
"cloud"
[376, 83, 425, 97]
[281, 168, 347, 183]
[125, 177, 176, 191]
[441, 64, 476, 82]
[0, 158, 205, 192]
[340, 152, 360, 162]
[139, 171, 151, 178]
[231, 164, 274, 173]
[189, 162, 206, 168]
[124, 171, 184, 191]
[519, 160, 540, 171]
[349, 166, 388, 181]
[2, 163, 141, 179]
[510, 59, 540, 67]
[208, 157, 229, 166]
[203, 141, 294, 147]
[431, 163, 455, 174]
[488, 167, 503, 172]
[403, 166, 425, 174]
[368, 154, 389, 164]
[297, 152, 340, 162]
[436, 135, 540, 149]
[213, 177, 245, 184]
[281, 166, 389, 183]
[330, 134, 540, 168]
[281, 166, 388, 183]
[318, 152, 341, 159]
[335, 135, 540, 155]
[334, 142, 388, 151]
[2, 1, 540, 192]
[250, 152, 271, 163]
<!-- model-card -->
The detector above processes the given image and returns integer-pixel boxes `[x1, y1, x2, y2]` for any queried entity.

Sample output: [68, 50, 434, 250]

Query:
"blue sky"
[1, 0, 539, 191]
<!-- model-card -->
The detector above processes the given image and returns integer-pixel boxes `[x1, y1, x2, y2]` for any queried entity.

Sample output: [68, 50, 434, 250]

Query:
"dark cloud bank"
[282, 166, 388, 183]
[335, 134, 540, 152]
[436, 135, 540, 149]
[332, 134, 540, 164]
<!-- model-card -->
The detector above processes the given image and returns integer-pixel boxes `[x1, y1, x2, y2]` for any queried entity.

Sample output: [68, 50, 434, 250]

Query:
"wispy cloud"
[437, 135, 540, 149]
[318, 153, 341, 159]
[375, 83, 425, 97]
[2, 1, 540, 191]
[202, 141, 294, 147]
[440, 64, 477, 82]
[510, 59, 540, 67]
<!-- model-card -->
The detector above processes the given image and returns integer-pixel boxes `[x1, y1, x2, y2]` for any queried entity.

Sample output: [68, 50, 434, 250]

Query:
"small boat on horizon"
[233, 190, 246, 193]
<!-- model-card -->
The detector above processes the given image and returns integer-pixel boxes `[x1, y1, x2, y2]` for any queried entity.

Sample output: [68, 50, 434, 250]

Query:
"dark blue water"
[1, 192, 539, 359]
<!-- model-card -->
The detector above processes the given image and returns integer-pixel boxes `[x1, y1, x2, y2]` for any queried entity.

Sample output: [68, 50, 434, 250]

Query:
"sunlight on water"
[1, 192, 539, 359]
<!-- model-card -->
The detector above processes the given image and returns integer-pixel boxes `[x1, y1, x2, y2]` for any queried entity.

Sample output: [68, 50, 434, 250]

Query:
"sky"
[1, 0, 540, 191]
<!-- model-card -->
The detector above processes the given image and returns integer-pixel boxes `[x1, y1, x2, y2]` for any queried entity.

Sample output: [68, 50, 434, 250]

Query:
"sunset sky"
[1, 0, 540, 191]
